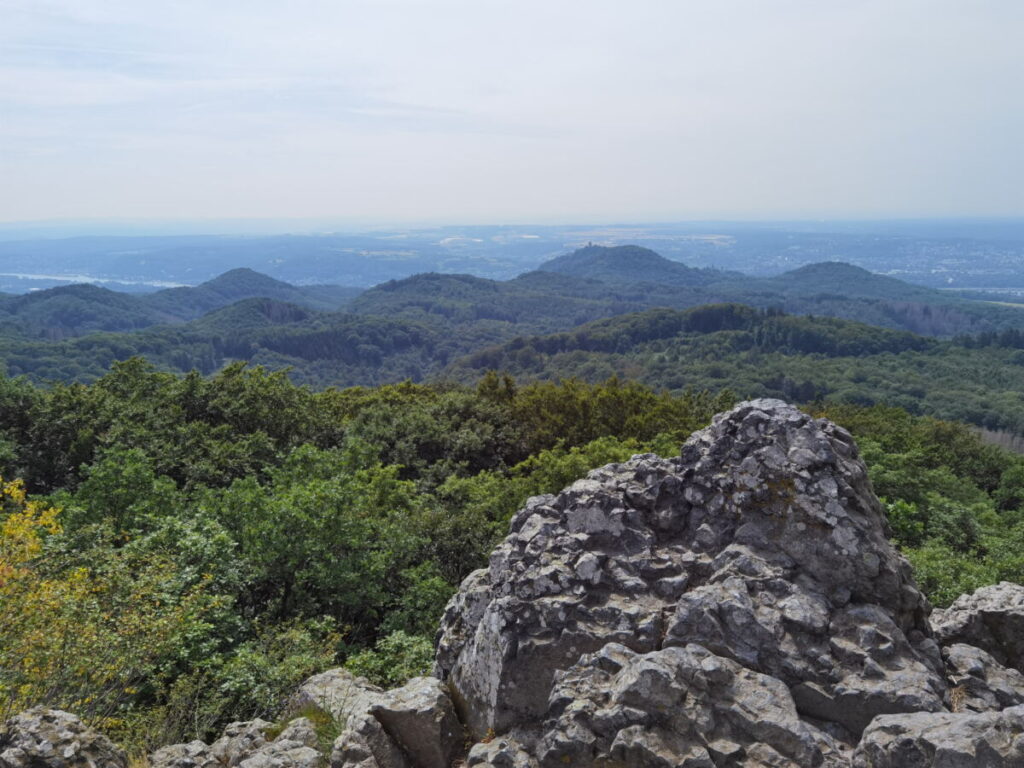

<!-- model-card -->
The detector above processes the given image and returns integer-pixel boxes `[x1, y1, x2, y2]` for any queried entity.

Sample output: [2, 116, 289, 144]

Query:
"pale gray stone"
[536, 642, 849, 768]
[0, 709, 127, 768]
[435, 399, 944, 741]
[931, 582, 1024, 673]
[367, 677, 461, 768]
[853, 704, 1024, 767]
[210, 720, 272, 768]
[330, 714, 408, 768]
[149, 741, 220, 768]
[289, 669, 385, 724]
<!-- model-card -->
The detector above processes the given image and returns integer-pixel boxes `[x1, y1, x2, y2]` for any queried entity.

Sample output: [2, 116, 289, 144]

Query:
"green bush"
[344, 631, 434, 689]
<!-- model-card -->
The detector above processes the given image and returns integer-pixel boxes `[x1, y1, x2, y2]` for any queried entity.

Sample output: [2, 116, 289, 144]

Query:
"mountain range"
[3, 245, 1024, 433]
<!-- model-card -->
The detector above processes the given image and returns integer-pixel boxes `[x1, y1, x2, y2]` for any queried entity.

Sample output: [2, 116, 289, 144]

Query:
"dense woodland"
[450, 304, 1024, 434]
[2, 362, 1024, 754]
[3, 247, 1024, 391]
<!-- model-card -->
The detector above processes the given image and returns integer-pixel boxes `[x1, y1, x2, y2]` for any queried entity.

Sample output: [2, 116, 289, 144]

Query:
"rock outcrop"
[151, 718, 322, 768]
[852, 705, 1024, 767]
[0, 709, 127, 768]
[331, 676, 463, 768]
[943, 643, 1024, 713]
[289, 669, 386, 724]
[436, 398, 945, 757]
[536, 642, 850, 768]
[932, 582, 1024, 674]
[151, 672, 463, 768]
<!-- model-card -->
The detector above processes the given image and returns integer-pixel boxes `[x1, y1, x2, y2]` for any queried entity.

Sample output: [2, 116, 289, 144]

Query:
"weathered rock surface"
[210, 721, 272, 768]
[932, 582, 1024, 674]
[466, 737, 536, 768]
[435, 399, 945, 742]
[366, 678, 462, 768]
[290, 669, 386, 724]
[0, 709, 127, 768]
[944, 643, 1024, 713]
[330, 676, 462, 768]
[536, 642, 849, 768]
[149, 740, 222, 768]
[852, 705, 1024, 767]
[151, 718, 320, 768]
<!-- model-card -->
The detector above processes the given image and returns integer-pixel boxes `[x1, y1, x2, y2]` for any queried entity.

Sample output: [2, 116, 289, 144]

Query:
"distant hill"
[0, 269, 361, 340]
[347, 272, 648, 331]
[146, 268, 361, 319]
[755, 262, 939, 300]
[188, 298, 317, 334]
[0, 284, 172, 340]
[352, 248, 1023, 339]
[537, 244, 731, 286]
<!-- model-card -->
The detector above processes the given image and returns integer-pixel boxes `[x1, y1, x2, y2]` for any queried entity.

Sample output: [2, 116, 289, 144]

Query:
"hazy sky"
[2, 1, 1022, 224]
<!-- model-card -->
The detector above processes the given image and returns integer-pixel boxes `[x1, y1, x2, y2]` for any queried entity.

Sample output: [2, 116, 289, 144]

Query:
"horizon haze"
[3, 1, 1023, 224]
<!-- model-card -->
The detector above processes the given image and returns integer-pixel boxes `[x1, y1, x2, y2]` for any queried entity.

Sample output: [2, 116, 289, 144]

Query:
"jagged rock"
[535, 642, 849, 768]
[330, 677, 463, 768]
[237, 718, 322, 768]
[367, 678, 462, 768]
[435, 399, 945, 739]
[153, 717, 323, 768]
[330, 713, 408, 768]
[237, 742, 321, 768]
[931, 582, 1024, 673]
[852, 704, 1024, 766]
[273, 719, 319, 750]
[466, 736, 537, 768]
[210, 720, 272, 767]
[0, 709, 127, 768]
[944, 643, 1024, 713]
[290, 669, 386, 723]
[149, 741, 220, 768]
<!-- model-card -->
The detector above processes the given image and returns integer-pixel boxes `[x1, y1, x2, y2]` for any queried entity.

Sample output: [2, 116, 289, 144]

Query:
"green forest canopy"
[1, 362, 1023, 752]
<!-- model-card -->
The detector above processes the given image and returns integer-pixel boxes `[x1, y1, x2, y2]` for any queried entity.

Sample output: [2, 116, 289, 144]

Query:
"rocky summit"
[5, 399, 1024, 768]
[432, 399, 1024, 766]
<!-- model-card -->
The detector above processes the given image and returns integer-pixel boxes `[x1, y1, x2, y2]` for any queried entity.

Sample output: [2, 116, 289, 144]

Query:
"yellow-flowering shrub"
[0, 477, 211, 731]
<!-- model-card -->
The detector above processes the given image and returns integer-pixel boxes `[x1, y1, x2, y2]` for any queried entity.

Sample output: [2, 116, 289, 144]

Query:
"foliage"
[0, 478, 216, 730]
[1, 359, 1023, 750]
[450, 305, 1024, 435]
[344, 631, 434, 689]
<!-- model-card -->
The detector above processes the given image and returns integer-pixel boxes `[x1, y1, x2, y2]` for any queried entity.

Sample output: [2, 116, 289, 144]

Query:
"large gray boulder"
[931, 582, 1024, 673]
[852, 704, 1024, 767]
[536, 642, 849, 768]
[0, 709, 127, 768]
[435, 399, 945, 739]
[330, 676, 463, 768]
[289, 669, 386, 724]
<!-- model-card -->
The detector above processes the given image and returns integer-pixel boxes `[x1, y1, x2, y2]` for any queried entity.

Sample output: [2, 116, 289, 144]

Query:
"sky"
[1, 0, 1022, 225]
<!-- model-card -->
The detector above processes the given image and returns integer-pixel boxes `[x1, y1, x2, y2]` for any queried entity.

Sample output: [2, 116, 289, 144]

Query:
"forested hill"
[145, 268, 361, 319]
[0, 268, 360, 340]
[348, 252, 1024, 337]
[536, 244, 734, 286]
[447, 303, 1024, 434]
